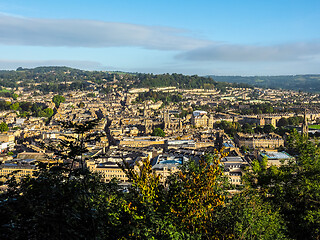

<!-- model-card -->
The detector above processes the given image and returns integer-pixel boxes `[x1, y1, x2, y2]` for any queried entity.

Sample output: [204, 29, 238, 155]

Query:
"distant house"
[87, 161, 129, 183]
[151, 154, 186, 182]
[0, 162, 36, 182]
[221, 156, 249, 185]
[192, 111, 214, 128]
[234, 132, 284, 149]
[0, 133, 15, 152]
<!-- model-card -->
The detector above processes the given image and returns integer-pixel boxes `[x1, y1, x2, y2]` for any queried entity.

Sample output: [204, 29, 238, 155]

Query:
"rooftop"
[260, 151, 292, 160]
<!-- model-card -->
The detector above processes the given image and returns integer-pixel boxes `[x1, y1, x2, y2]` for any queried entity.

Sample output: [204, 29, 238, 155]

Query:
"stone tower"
[179, 118, 183, 130]
[144, 102, 148, 117]
[145, 119, 152, 134]
[164, 110, 170, 130]
[208, 114, 214, 128]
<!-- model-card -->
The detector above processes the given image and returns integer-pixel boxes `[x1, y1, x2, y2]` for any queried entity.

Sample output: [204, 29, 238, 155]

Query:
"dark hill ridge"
[0, 66, 251, 93]
[0, 66, 319, 93]
[208, 75, 320, 93]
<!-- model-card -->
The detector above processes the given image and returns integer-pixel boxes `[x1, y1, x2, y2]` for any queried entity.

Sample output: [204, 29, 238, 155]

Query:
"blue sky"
[0, 0, 319, 75]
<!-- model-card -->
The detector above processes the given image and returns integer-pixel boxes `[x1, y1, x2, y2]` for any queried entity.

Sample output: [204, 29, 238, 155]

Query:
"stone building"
[86, 160, 129, 183]
[0, 162, 36, 182]
[234, 132, 284, 149]
[192, 111, 214, 128]
[221, 156, 249, 185]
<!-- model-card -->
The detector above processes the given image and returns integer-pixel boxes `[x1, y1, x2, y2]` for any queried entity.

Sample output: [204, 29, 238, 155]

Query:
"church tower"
[179, 118, 183, 130]
[163, 110, 170, 130]
[144, 119, 152, 134]
[208, 114, 214, 128]
[144, 102, 148, 117]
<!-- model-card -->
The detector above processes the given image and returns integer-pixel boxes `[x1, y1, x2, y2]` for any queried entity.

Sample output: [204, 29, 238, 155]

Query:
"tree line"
[0, 100, 53, 118]
[135, 90, 183, 105]
[0, 67, 254, 94]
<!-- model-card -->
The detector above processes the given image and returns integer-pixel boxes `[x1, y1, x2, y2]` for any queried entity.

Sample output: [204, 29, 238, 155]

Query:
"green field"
[0, 88, 10, 93]
[309, 125, 320, 129]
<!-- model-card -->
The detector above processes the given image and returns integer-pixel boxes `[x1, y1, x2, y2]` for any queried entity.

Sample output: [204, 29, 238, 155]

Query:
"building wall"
[119, 140, 164, 147]
[153, 167, 179, 183]
[234, 133, 284, 149]
[87, 161, 129, 183]
[0, 165, 36, 182]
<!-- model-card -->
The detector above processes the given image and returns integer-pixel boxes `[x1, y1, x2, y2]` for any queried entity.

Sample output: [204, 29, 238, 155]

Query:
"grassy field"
[0, 88, 10, 93]
[309, 125, 320, 129]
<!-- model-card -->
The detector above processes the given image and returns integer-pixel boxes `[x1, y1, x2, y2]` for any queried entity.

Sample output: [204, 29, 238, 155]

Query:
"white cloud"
[0, 59, 106, 70]
[0, 13, 210, 50]
[176, 42, 320, 62]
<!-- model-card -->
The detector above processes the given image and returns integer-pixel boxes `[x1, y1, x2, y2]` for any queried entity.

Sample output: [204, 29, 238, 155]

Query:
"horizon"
[0, 1, 320, 75]
[2, 65, 320, 78]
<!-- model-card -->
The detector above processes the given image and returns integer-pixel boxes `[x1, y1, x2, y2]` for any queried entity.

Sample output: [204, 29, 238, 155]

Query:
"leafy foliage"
[52, 95, 65, 108]
[152, 128, 166, 137]
[244, 130, 320, 240]
[136, 90, 183, 105]
[213, 191, 288, 240]
[134, 73, 251, 91]
[167, 151, 228, 236]
[215, 120, 242, 136]
[0, 67, 254, 94]
[239, 103, 274, 115]
[0, 122, 8, 132]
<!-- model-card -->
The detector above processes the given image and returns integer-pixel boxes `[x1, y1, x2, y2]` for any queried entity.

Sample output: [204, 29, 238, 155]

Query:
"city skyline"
[0, 0, 320, 75]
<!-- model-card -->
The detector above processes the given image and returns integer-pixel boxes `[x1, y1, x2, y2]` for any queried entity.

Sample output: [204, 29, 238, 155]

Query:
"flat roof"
[261, 151, 292, 160]
[222, 156, 245, 162]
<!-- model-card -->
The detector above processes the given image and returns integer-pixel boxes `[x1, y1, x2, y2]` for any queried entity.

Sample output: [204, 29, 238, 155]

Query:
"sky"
[0, 0, 319, 75]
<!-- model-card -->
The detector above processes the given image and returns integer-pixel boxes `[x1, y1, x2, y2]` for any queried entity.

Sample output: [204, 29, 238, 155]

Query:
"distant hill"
[208, 75, 320, 93]
[0, 66, 253, 93]
[3, 66, 319, 93]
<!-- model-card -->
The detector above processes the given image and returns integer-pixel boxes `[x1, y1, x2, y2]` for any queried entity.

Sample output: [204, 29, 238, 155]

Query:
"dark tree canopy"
[52, 95, 65, 108]
[152, 127, 165, 137]
[0, 122, 8, 132]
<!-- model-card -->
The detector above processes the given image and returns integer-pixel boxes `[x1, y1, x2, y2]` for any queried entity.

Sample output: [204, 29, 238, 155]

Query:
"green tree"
[12, 93, 18, 100]
[166, 151, 228, 238]
[0, 122, 8, 132]
[242, 123, 254, 134]
[0, 119, 125, 239]
[213, 191, 288, 240]
[277, 117, 289, 127]
[263, 124, 275, 133]
[120, 150, 231, 239]
[215, 120, 241, 136]
[87, 92, 96, 98]
[152, 127, 165, 137]
[10, 102, 20, 111]
[44, 108, 54, 118]
[244, 130, 320, 240]
[52, 95, 65, 108]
